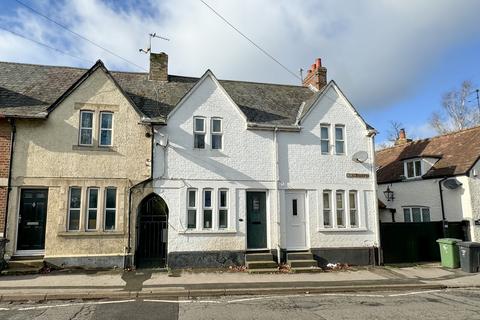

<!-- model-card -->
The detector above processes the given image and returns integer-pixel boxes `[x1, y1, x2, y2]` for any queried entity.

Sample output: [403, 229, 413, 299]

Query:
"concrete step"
[245, 253, 274, 262]
[291, 267, 323, 273]
[288, 259, 318, 268]
[1, 266, 42, 276]
[8, 259, 44, 269]
[247, 268, 279, 274]
[246, 261, 278, 269]
[287, 252, 314, 261]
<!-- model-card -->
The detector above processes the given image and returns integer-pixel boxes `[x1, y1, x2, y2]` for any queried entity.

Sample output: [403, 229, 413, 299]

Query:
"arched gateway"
[136, 193, 168, 268]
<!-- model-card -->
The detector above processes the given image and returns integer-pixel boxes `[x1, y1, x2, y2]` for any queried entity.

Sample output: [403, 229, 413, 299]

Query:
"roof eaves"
[247, 122, 301, 132]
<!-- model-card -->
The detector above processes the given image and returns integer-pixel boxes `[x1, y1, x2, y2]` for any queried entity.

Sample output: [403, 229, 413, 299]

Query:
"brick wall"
[0, 119, 12, 235]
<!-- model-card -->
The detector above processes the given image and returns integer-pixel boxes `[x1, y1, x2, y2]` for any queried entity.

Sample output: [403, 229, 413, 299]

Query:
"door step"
[245, 252, 278, 272]
[287, 251, 320, 271]
[2, 257, 44, 276]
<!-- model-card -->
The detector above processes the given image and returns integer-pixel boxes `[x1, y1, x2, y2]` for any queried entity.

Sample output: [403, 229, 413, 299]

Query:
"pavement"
[0, 264, 479, 302]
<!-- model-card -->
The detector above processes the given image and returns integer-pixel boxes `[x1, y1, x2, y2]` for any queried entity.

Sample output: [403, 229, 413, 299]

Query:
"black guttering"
[3, 118, 15, 238]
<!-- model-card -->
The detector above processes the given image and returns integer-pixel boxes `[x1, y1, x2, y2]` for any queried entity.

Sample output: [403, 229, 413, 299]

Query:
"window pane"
[101, 113, 113, 129]
[350, 210, 357, 227]
[412, 208, 421, 222]
[220, 190, 227, 208]
[321, 126, 329, 139]
[105, 210, 116, 230]
[194, 134, 205, 148]
[88, 210, 97, 230]
[188, 210, 196, 228]
[212, 119, 222, 133]
[203, 210, 212, 228]
[337, 210, 344, 226]
[336, 141, 344, 154]
[80, 129, 92, 145]
[323, 210, 331, 226]
[70, 188, 81, 209]
[195, 118, 204, 132]
[292, 199, 298, 216]
[69, 210, 80, 230]
[188, 190, 196, 208]
[323, 192, 330, 209]
[81, 112, 93, 128]
[100, 130, 112, 146]
[349, 192, 357, 209]
[407, 162, 414, 178]
[415, 161, 422, 176]
[212, 135, 222, 149]
[106, 188, 116, 208]
[204, 190, 212, 207]
[336, 192, 344, 209]
[88, 189, 98, 208]
[422, 208, 431, 222]
[219, 209, 228, 228]
[403, 208, 411, 222]
[321, 140, 329, 153]
[335, 127, 344, 140]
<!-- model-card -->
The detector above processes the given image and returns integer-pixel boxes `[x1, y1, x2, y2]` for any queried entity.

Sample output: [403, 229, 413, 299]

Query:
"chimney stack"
[149, 52, 168, 81]
[302, 58, 327, 90]
[395, 128, 412, 146]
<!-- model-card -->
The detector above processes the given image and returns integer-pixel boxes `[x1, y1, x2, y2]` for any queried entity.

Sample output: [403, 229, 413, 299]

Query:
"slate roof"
[0, 61, 315, 125]
[376, 126, 480, 184]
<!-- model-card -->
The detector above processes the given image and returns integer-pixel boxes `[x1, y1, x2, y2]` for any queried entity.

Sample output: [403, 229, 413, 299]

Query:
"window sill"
[72, 145, 117, 152]
[58, 231, 123, 237]
[178, 229, 237, 235]
[317, 227, 367, 232]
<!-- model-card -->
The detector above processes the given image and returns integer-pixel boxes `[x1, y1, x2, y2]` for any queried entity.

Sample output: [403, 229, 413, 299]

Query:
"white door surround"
[285, 191, 307, 250]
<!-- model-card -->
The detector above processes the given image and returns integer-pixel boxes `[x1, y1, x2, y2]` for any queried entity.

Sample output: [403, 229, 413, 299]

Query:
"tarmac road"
[0, 288, 479, 320]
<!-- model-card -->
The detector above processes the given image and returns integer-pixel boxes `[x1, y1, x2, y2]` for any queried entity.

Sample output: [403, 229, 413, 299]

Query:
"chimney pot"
[149, 52, 168, 81]
[315, 58, 321, 68]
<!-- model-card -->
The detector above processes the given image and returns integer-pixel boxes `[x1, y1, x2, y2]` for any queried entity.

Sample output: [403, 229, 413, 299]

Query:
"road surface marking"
[388, 289, 443, 297]
[17, 299, 135, 311]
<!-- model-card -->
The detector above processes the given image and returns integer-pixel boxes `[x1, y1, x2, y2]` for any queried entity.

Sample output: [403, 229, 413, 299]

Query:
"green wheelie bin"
[436, 238, 461, 268]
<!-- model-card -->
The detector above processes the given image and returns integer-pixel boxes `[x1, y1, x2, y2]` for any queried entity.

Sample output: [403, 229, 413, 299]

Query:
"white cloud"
[1, 0, 479, 110]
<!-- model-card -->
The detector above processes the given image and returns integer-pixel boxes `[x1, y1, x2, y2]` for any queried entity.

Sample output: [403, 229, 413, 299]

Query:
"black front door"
[246, 191, 267, 249]
[136, 194, 168, 268]
[17, 189, 48, 251]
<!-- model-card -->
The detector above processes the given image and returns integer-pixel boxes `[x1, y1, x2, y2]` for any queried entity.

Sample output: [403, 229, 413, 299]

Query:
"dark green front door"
[247, 191, 267, 249]
[17, 189, 48, 251]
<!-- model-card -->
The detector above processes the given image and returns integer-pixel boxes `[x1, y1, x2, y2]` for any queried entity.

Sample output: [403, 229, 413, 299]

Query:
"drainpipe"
[3, 118, 15, 239]
[273, 128, 281, 264]
[439, 177, 448, 237]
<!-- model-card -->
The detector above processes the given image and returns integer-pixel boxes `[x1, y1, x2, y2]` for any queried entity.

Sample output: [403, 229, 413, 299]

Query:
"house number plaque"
[346, 173, 370, 178]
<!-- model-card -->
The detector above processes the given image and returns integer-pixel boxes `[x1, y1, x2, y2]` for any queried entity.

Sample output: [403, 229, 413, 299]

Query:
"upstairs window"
[79, 111, 94, 146]
[194, 117, 206, 149]
[405, 159, 422, 178]
[211, 118, 223, 150]
[335, 125, 345, 154]
[99, 112, 113, 147]
[320, 124, 330, 154]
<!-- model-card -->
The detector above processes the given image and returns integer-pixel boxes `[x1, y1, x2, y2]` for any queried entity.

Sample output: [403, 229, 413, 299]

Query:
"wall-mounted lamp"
[383, 186, 395, 202]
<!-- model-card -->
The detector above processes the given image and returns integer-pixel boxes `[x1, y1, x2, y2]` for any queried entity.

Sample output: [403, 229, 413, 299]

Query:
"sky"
[1, 0, 480, 145]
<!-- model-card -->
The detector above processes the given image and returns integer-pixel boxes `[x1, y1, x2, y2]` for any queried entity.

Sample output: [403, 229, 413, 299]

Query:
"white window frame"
[218, 189, 228, 229]
[79, 110, 94, 146]
[67, 187, 82, 231]
[403, 206, 430, 222]
[203, 188, 213, 229]
[193, 116, 206, 149]
[334, 124, 345, 155]
[322, 190, 332, 228]
[86, 187, 99, 231]
[404, 159, 422, 179]
[187, 189, 197, 229]
[349, 190, 358, 228]
[320, 124, 330, 154]
[335, 190, 345, 228]
[99, 111, 114, 147]
[211, 117, 223, 150]
[104, 187, 117, 231]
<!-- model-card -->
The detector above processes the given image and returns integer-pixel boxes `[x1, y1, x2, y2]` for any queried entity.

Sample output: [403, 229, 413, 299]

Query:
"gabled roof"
[0, 61, 315, 126]
[376, 125, 480, 184]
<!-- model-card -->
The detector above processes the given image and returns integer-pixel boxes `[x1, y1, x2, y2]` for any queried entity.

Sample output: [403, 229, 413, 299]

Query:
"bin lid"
[436, 238, 462, 244]
[458, 241, 480, 248]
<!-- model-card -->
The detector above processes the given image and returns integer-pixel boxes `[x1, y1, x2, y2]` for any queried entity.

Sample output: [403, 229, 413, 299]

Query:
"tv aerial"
[139, 33, 170, 54]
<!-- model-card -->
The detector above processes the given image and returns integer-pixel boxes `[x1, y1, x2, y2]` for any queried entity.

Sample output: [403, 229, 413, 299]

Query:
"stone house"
[0, 53, 379, 269]
[376, 127, 480, 242]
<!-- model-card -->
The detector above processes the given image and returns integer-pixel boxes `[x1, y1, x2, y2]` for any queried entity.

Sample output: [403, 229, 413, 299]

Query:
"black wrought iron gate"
[136, 194, 168, 268]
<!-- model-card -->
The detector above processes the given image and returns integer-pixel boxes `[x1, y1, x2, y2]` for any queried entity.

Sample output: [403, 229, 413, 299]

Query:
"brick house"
[0, 119, 12, 237]
[0, 53, 380, 269]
